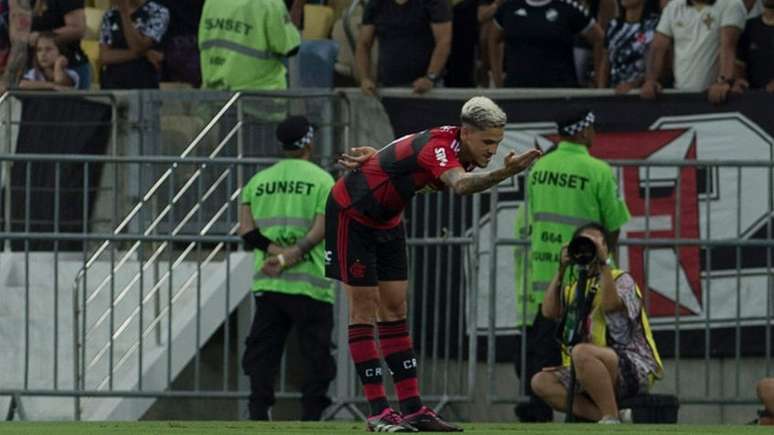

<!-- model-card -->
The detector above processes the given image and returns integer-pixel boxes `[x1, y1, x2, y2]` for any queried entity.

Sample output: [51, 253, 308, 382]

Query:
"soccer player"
[326, 96, 542, 432]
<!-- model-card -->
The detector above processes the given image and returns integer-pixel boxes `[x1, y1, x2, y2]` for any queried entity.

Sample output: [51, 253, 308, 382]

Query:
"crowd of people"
[0, 0, 769, 97]
[358, 0, 774, 103]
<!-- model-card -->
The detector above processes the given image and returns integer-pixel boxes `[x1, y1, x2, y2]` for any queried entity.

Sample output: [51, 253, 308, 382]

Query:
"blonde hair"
[460, 96, 507, 130]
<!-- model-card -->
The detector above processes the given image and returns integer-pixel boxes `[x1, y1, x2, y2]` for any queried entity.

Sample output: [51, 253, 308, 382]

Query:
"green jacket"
[516, 141, 630, 325]
[241, 159, 335, 303]
[199, 0, 301, 90]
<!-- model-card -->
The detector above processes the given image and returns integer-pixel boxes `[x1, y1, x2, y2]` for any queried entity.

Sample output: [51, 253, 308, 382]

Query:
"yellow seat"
[84, 7, 105, 41]
[92, 0, 111, 9]
[81, 39, 101, 87]
[302, 4, 335, 40]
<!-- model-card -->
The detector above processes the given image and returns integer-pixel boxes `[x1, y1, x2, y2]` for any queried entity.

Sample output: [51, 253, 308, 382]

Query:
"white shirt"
[23, 68, 80, 89]
[746, 0, 762, 17]
[656, 0, 747, 90]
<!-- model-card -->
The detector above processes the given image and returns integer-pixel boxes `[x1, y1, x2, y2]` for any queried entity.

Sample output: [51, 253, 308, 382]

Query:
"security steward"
[199, 0, 301, 90]
[239, 116, 336, 421]
[513, 108, 631, 421]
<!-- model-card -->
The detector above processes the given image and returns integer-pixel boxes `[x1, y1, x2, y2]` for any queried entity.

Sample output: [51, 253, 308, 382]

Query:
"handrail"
[68, 91, 345, 402]
[72, 92, 244, 397]
[72, 92, 242, 283]
[78, 120, 244, 313]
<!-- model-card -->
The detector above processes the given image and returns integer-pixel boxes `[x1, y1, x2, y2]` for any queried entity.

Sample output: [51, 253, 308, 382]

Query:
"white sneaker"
[619, 408, 633, 424]
[598, 416, 622, 424]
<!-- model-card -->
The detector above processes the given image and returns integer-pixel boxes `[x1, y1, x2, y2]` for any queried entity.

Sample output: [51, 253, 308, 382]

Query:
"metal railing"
[492, 158, 774, 409]
[67, 91, 350, 419]
[0, 89, 772, 425]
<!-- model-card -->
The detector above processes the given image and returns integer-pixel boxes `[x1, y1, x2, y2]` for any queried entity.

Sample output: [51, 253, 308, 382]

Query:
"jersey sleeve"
[362, 0, 377, 25]
[416, 137, 463, 179]
[598, 165, 630, 232]
[424, 0, 452, 23]
[721, 0, 747, 30]
[568, 2, 594, 35]
[137, 3, 170, 43]
[655, 4, 674, 38]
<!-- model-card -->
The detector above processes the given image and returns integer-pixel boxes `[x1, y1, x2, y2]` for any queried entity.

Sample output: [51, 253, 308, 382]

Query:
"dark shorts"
[324, 197, 408, 286]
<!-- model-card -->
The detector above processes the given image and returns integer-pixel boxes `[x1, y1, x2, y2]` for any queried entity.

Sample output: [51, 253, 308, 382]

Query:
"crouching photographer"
[531, 222, 663, 424]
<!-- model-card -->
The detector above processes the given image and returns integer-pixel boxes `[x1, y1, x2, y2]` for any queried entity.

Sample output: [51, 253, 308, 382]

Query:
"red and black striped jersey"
[331, 126, 471, 229]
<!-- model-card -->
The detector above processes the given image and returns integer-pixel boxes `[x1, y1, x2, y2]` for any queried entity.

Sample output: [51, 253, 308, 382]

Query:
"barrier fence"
[0, 89, 772, 423]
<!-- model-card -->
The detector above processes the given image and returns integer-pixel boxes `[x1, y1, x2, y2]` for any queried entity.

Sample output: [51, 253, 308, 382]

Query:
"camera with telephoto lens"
[567, 235, 597, 266]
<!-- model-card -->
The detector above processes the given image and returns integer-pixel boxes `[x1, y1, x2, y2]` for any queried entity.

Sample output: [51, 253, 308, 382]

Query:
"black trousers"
[242, 291, 336, 420]
[513, 307, 562, 422]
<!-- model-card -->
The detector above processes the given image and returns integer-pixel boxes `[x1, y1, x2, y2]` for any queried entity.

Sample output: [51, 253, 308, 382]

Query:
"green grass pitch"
[0, 422, 771, 435]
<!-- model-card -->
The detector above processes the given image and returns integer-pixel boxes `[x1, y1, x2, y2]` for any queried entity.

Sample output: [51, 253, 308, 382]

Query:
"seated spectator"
[641, 0, 747, 104]
[573, 0, 617, 86]
[733, 0, 774, 92]
[198, 0, 300, 90]
[355, 0, 452, 95]
[489, 0, 605, 88]
[156, 0, 203, 87]
[30, 0, 90, 89]
[597, 0, 660, 93]
[531, 223, 663, 423]
[99, 0, 170, 90]
[757, 378, 774, 425]
[19, 31, 77, 90]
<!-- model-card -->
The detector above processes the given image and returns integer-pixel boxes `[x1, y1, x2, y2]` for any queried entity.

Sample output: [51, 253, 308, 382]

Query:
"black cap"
[276, 115, 314, 150]
[557, 108, 595, 137]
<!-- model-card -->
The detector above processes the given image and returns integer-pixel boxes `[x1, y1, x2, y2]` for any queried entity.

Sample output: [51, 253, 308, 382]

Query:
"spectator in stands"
[641, 0, 747, 104]
[19, 31, 77, 89]
[757, 378, 774, 425]
[446, 0, 479, 88]
[0, 0, 33, 90]
[732, 0, 774, 92]
[30, 0, 90, 89]
[531, 222, 664, 423]
[744, 0, 763, 17]
[156, 0, 203, 87]
[355, 0, 452, 95]
[198, 0, 300, 90]
[597, 0, 660, 93]
[573, 0, 617, 86]
[489, 0, 605, 88]
[477, 0, 504, 86]
[286, 0, 305, 30]
[99, 0, 169, 90]
[240, 115, 336, 421]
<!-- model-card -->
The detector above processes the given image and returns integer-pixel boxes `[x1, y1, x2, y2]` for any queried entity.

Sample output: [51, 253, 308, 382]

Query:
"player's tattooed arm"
[441, 167, 511, 195]
[440, 149, 542, 195]
[2, 0, 33, 90]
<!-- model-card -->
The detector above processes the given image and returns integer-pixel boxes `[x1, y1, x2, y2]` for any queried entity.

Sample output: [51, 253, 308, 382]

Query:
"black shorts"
[324, 197, 408, 286]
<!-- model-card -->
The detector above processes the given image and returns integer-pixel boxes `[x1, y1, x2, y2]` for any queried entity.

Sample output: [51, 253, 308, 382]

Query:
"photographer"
[532, 222, 663, 423]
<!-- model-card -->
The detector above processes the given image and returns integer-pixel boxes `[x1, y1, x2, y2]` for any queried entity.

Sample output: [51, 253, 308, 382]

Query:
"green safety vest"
[241, 159, 335, 303]
[199, 0, 301, 90]
[515, 141, 630, 326]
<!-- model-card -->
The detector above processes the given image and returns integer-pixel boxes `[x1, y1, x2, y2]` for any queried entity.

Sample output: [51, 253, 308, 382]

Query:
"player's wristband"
[277, 254, 286, 268]
[241, 229, 271, 252]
